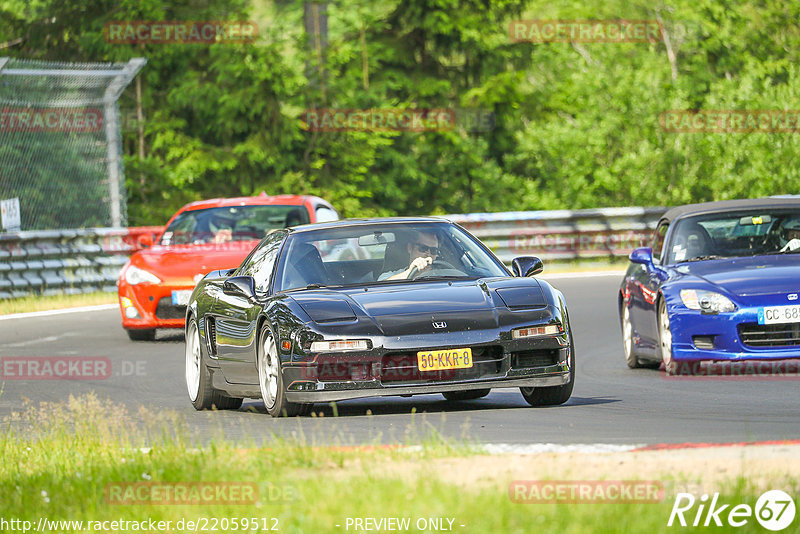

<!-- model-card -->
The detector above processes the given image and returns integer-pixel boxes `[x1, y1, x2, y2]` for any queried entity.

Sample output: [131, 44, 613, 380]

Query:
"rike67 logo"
[668, 490, 796, 531]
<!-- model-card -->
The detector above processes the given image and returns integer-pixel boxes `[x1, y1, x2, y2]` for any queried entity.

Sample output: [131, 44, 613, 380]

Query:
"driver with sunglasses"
[378, 230, 439, 280]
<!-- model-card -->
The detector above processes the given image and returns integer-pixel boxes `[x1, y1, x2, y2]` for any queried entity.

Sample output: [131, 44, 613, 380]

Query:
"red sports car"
[118, 193, 338, 340]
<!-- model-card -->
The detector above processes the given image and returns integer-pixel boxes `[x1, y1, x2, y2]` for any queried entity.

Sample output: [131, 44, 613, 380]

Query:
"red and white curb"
[478, 439, 800, 454]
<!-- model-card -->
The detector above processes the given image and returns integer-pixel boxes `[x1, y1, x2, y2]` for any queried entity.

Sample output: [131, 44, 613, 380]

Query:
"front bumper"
[284, 369, 569, 402]
[669, 303, 800, 361]
[119, 282, 193, 330]
[282, 352, 570, 403]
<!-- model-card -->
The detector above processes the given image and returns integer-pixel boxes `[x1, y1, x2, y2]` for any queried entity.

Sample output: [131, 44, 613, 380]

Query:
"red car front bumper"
[118, 279, 195, 330]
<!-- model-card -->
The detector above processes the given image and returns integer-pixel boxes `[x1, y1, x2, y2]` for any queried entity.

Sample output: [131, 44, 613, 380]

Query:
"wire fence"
[0, 57, 145, 231]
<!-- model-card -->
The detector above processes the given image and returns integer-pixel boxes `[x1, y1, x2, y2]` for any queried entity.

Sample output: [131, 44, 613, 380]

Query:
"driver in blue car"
[378, 230, 439, 280]
[780, 218, 800, 252]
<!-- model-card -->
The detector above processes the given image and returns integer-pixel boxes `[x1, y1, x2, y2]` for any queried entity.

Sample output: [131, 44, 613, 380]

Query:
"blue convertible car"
[619, 198, 800, 375]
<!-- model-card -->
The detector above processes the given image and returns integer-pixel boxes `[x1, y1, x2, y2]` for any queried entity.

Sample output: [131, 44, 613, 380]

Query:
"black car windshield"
[275, 222, 508, 291]
[160, 205, 309, 245]
[666, 209, 800, 263]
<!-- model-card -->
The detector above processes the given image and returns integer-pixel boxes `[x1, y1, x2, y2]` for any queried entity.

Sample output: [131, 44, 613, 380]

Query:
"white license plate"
[171, 290, 192, 306]
[758, 305, 800, 325]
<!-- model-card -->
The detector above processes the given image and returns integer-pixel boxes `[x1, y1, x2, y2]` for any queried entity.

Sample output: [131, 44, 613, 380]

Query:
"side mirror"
[137, 233, 154, 249]
[512, 256, 544, 277]
[223, 275, 256, 300]
[629, 247, 654, 267]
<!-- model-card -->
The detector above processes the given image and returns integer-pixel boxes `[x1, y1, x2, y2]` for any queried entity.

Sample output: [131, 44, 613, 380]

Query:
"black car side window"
[651, 222, 669, 264]
[240, 231, 285, 293]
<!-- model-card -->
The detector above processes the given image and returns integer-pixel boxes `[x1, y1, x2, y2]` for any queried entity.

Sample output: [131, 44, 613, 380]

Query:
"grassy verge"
[0, 291, 116, 316]
[0, 395, 790, 533]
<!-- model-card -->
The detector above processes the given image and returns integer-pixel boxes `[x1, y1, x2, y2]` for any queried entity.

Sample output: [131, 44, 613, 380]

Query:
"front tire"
[621, 306, 661, 369]
[442, 389, 491, 401]
[520, 325, 575, 406]
[658, 299, 691, 376]
[186, 317, 243, 410]
[258, 326, 310, 417]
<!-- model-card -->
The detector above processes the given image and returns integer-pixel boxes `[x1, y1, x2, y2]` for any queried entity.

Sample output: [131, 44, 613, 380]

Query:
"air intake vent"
[206, 317, 218, 355]
[155, 297, 186, 319]
[738, 323, 800, 348]
[692, 335, 715, 350]
[511, 349, 559, 369]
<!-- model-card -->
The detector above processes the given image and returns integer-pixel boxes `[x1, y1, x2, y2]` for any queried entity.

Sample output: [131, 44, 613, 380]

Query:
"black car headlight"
[512, 324, 563, 339]
[309, 339, 371, 352]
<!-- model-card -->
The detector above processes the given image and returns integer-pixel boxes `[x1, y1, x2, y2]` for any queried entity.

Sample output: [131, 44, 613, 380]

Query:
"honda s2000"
[620, 197, 800, 375]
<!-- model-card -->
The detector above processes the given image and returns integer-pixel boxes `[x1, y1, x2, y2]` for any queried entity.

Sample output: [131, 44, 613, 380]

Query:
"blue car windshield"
[666, 209, 800, 263]
[275, 222, 508, 291]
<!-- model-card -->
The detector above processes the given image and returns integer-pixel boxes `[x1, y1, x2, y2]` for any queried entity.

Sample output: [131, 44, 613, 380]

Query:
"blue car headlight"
[679, 289, 736, 313]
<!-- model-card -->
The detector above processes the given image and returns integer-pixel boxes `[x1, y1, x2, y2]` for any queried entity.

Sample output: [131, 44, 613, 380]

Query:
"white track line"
[481, 443, 641, 454]
[0, 303, 118, 321]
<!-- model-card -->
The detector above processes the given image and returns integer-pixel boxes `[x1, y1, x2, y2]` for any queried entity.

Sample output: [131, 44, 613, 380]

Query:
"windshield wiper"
[305, 283, 328, 289]
[413, 275, 470, 281]
[682, 255, 725, 262]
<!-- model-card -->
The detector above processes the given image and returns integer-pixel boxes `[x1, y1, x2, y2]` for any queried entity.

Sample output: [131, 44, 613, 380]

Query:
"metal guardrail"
[0, 227, 161, 299]
[0, 207, 666, 299]
[446, 207, 665, 263]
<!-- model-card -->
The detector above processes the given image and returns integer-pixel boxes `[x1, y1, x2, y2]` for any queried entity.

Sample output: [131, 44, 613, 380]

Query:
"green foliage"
[1, 0, 798, 225]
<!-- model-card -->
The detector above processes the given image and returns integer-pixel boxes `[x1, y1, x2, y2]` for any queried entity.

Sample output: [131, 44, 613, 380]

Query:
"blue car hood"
[672, 255, 800, 297]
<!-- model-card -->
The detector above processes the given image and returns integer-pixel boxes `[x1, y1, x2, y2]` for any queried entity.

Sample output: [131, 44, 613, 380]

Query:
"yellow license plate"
[417, 348, 473, 372]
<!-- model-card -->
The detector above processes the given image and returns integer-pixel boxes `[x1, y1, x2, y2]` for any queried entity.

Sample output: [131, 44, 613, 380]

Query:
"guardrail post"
[103, 58, 147, 228]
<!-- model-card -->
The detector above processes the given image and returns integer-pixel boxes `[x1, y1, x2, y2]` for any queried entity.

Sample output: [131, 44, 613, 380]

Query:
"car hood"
[291, 278, 547, 336]
[670, 255, 800, 297]
[130, 242, 257, 281]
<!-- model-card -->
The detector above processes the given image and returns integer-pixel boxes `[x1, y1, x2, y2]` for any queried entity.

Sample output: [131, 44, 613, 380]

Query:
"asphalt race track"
[2, 273, 799, 446]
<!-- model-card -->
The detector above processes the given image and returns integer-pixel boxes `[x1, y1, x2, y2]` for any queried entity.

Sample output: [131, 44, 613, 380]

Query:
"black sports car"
[184, 218, 574, 416]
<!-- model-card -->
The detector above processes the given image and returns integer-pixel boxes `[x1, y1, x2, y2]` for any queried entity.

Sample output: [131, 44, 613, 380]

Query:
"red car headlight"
[124, 265, 162, 285]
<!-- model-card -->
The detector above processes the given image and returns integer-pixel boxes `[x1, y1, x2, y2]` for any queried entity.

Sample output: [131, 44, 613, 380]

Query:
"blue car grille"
[738, 323, 800, 348]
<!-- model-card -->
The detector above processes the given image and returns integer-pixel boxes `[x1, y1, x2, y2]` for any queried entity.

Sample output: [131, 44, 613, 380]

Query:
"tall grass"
[0, 394, 790, 533]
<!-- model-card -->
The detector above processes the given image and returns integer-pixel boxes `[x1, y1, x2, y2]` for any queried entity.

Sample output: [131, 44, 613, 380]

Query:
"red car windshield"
[160, 205, 309, 245]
